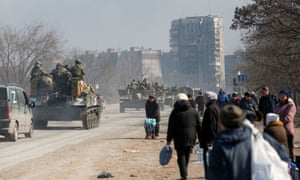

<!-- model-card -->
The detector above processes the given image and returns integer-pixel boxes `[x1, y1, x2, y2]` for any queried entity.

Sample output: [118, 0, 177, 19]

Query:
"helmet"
[75, 59, 81, 64]
[56, 63, 62, 67]
[35, 61, 42, 66]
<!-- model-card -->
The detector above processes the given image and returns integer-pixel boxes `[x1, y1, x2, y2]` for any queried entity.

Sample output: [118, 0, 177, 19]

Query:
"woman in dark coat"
[166, 93, 201, 180]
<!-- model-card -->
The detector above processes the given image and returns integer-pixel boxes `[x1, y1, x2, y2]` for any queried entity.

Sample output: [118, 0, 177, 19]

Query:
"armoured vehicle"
[30, 75, 101, 129]
[118, 80, 165, 113]
[0, 85, 34, 141]
[164, 86, 194, 107]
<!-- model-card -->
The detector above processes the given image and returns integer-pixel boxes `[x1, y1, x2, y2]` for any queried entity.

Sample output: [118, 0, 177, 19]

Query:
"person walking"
[264, 113, 289, 152]
[217, 88, 229, 108]
[200, 91, 220, 179]
[208, 105, 290, 180]
[145, 95, 160, 139]
[166, 93, 201, 180]
[195, 91, 205, 117]
[258, 86, 278, 126]
[229, 92, 240, 106]
[274, 88, 297, 161]
[187, 94, 196, 109]
[208, 105, 251, 180]
[239, 92, 258, 123]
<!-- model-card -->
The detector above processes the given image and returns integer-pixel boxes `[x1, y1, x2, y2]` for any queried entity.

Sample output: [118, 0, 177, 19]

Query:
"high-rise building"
[169, 15, 225, 91]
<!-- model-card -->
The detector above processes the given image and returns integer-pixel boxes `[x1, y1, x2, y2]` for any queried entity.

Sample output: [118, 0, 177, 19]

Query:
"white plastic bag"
[244, 120, 291, 180]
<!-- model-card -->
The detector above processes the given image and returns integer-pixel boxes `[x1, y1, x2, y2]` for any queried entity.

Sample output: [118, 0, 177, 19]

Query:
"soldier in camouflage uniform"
[71, 59, 85, 80]
[51, 63, 72, 94]
[30, 61, 48, 81]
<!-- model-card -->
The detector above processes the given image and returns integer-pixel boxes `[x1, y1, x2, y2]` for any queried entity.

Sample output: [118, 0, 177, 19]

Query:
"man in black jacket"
[200, 91, 220, 179]
[145, 95, 160, 139]
[258, 86, 278, 126]
[166, 93, 201, 180]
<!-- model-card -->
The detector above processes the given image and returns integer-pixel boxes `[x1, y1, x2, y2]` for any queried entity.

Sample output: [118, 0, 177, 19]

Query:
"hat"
[148, 95, 155, 99]
[159, 145, 172, 166]
[176, 93, 188, 101]
[279, 88, 291, 97]
[262, 86, 269, 91]
[232, 92, 238, 97]
[204, 91, 217, 101]
[220, 105, 245, 128]
[266, 113, 280, 125]
[35, 61, 42, 65]
[244, 92, 250, 97]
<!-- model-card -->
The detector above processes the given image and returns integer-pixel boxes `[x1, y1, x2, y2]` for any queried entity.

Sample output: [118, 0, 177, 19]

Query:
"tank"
[29, 76, 101, 129]
[118, 80, 165, 113]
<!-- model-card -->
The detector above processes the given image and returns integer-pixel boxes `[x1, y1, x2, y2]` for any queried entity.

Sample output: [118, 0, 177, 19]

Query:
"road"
[0, 104, 299, 180]
[0, 104, 205, 180]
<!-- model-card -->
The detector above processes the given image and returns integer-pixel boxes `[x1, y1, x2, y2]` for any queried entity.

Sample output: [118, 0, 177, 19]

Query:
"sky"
[0, 0, 250, 55]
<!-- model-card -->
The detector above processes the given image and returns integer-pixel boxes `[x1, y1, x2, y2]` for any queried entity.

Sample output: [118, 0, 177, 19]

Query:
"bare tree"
[0, 23, 63, 89]
[231, 0, 300, 100]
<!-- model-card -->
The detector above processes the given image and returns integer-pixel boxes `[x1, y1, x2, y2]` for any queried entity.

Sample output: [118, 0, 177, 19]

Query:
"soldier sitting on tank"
[51, 63, 72, 94]
[71, 59, 85, 80]
[30, 61, 49, 81]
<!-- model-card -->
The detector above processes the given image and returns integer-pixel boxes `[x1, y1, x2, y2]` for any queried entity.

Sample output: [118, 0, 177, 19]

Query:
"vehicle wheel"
[25, 123, 33, 138]
[10, 124, 18, 142]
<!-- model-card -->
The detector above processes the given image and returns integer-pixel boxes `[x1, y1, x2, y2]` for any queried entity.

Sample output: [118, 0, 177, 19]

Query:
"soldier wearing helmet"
[30, 61, 48, 81]
[51, 62, 72, 93]
[71, 59, 85, 80]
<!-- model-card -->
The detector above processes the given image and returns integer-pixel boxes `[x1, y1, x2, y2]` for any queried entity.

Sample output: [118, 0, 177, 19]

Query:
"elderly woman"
[274, 88, 297, 161]
[264, 113, 289, 152]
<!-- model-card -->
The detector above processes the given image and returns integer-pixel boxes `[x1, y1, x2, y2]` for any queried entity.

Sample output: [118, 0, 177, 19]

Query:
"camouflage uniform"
[30, 61, 48, 80]
[71, 59, 85, 80]
[51, 63, 72, 94]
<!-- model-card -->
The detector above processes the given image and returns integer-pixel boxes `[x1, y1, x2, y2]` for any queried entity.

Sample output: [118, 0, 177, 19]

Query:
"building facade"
[169, 15, 225, 91]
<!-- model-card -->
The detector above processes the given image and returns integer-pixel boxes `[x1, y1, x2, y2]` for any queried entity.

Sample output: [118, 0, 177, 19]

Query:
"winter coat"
[166, 100, 201, 150]
[217, 92, 229, 107]
[264, 120, 289, 152]
[145, 100, 160, 122]
[200, 100, 220, 148]
[208, 125, 252, 180]
[274, 98, 297, 136]
[258, 94, 277, 122]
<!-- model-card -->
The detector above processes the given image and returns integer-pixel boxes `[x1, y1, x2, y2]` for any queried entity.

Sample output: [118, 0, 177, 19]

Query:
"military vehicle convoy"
[29, 62, 101, 129]
[118, 79, 165, 113]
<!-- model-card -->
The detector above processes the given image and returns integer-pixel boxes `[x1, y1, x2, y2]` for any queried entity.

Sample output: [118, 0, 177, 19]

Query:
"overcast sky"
[0, 0, 250, 55]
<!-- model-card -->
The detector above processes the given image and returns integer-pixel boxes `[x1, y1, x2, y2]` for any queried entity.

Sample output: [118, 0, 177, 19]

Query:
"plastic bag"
[244, 120, 291, 180]
[159, 145, 172, 166]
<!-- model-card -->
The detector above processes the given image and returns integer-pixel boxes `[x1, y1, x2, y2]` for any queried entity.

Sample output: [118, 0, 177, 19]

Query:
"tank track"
[81, 107, 100, 129]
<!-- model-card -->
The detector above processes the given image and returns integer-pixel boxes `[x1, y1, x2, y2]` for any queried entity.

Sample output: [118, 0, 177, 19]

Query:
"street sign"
[237, 74, 248, 82]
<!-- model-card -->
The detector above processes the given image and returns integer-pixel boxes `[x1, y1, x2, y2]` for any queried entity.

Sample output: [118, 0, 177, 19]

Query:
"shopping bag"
[244, 120, 291, 180]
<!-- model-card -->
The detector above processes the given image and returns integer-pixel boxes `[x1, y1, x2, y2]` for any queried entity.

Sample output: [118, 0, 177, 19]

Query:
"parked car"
[0, 85, 34, 141]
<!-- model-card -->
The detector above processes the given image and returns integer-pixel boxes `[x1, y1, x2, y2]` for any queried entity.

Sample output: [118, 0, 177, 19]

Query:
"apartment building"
[169, 15, 225, 91]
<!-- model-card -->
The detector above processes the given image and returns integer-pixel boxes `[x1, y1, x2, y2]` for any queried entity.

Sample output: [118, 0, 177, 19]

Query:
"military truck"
[29, 76, 101, 129]
[118, 80, 165, 113]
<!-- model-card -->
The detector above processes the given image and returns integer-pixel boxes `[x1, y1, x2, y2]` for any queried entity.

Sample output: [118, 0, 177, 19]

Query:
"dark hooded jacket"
[145, 99, 160, 122]
[166, 100, 201, 150]
[208, 125, 252, 180]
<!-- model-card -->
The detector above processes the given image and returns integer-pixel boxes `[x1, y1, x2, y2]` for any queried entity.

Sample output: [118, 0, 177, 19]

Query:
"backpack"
[244, 120, 291, 180]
